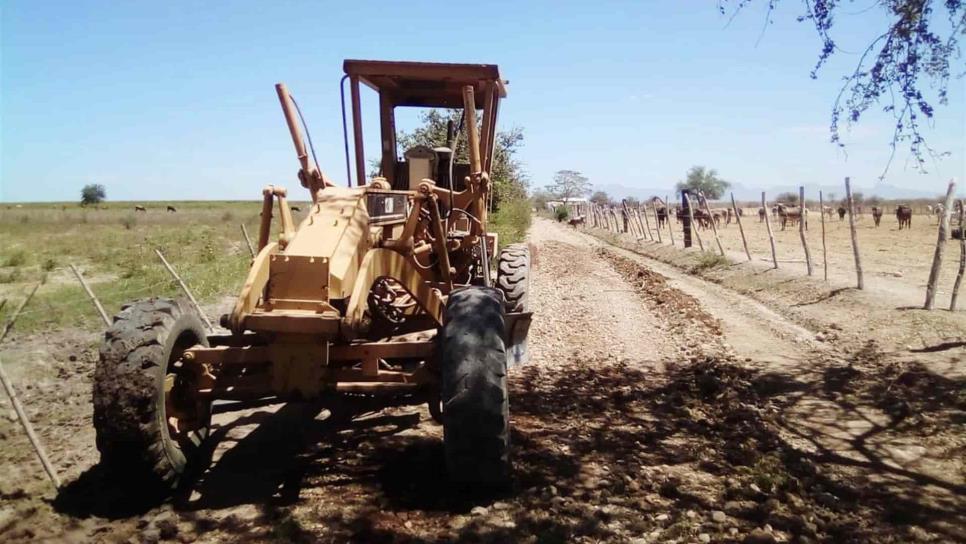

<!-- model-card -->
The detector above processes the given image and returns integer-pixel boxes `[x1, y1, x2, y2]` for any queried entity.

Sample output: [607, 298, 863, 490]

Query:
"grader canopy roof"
[343, 59, 507, 108]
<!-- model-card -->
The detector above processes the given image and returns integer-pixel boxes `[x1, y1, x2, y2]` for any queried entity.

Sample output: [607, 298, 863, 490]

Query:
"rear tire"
[440, 287, 510, 486]
[496, 243, 530, 313]
[93, 298, 210, 490]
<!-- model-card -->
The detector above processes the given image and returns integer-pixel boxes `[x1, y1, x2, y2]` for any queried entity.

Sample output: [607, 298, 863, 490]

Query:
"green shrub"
[554, 206, 570, 223]
[0, 268, 22, 283]
[490, 198, 532, 247]
[692, 252, 729, 272]
[120, 215, 137, 230]
[41, 258, 56, 272]
[4, 249, 27, 267]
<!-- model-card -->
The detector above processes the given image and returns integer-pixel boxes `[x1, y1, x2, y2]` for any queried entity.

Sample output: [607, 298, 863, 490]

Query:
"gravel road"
[0, 217, 962, 543]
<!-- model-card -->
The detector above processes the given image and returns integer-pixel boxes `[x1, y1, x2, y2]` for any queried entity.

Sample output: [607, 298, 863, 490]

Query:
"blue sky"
[2, 1, 963, 202]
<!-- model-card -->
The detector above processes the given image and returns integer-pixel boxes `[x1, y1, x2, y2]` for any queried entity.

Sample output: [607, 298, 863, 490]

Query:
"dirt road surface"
[1, 218, 963, 543]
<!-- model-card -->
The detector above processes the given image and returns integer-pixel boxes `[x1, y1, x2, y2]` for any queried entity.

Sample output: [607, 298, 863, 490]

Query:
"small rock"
[548, 485, 558, 496]
[699, 534, 711, 543]
[156, 519, 178, 540]
[449, 516, 468, 530]
[470, 506, 488, 516]
[656, 513, 669, 521]
[492, 501, 510, 510]
[711, 510, 727, 523]
[743, 528, 777, 544]
[404, 521, 414, 529]
[749, 483, 763, 494]
[686, 510, 696, 519]
[141, 528, 161, 544]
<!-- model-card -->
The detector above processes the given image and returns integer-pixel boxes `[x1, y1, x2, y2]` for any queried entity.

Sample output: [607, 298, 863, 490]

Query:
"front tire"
[93, 298, 211, 490]
[440, 287, 510, 487]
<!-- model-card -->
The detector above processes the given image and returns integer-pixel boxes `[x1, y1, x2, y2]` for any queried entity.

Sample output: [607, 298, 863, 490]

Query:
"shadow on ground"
[52, 350, 964, 543]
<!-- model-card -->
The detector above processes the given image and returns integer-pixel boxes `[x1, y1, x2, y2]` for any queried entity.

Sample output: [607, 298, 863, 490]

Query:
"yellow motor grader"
[93, 60, 531, 489]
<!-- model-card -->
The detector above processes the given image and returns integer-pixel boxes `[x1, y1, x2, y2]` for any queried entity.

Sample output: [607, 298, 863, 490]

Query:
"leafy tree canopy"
[589, 191, 611, 206]
[81, 183, 106, 206]
[546, 170, 592, 202]
[395, 109, 528, 209]
[720, 0, 965, 176]
[675, 166, 731, 200]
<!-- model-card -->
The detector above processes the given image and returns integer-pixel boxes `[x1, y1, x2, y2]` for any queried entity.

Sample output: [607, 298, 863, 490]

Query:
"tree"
[81, 184, 106, 206]
[546, 170, 591, 203]
[624, 196, 641, 207]
[721, 1, 965, 176]
[395, 109, 528, 209]
[530, 190, 552, 210]
[776, 191, 799, 204]
[589, 191, 611, 206]
[675, 166, 731, 200]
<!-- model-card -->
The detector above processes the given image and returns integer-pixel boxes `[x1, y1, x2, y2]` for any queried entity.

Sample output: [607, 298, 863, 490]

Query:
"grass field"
[0, 199, 531, 334]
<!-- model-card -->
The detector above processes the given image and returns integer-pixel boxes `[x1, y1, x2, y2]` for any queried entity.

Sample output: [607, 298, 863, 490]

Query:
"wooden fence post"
[0, 279, 61, 490]
[950, 199, 965, 311]
[155, 249, 216, 331]
[0, 359, 61, 490]
[762, 192, 778, 269]
[666, 195, 675, 247]
[925, 180, 957, 309]
[1, 279, 44, 344]
[68, 263, 112, 327]
[799, 186, 814, 276]
[651, 204, 663, 244]
[241, 224, 256, 258]
[683, 193, 705, 251]
[819, 190, 828, 281]
[640, 206, 653, 241]
[699, 193, 725, 256]
[730, 193, 751, 261]
[845, 177, 864, 290]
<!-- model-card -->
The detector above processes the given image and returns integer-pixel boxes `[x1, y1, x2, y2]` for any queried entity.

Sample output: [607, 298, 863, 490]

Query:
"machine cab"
[342, 60, 507, 191]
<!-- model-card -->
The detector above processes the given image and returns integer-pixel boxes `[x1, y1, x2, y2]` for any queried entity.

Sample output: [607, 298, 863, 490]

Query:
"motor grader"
[93, 60, 531, 490]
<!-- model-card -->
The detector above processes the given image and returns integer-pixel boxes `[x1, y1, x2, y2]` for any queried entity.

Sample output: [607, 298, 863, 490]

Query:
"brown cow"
[166, 205, 177, 213]
[568, 216, 585, 228]
[896, 205, 912, 230]
[777, 204, 808, 231]
[758, 207, 766, 222]
[837, 207, 846, 221]
[871, 206, 883, 227]
[291, 206, 301, 212]
[134, 205, 146, 212]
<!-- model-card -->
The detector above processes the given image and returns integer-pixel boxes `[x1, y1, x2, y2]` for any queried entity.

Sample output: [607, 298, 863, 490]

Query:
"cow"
[166, 205, 177, 213]
[134, 205, 146, 212]
[871, 206, 883, 227]
[568, 216, 585, 228]
[837, 206, 846, 221]
[291, 206, 301, 212]
[822, 205, 834, 218]
[934, 204, 945, 224]
[777, 204, 808, 231]
[896, 205, 912, 230]
[758, 207, 766, 222]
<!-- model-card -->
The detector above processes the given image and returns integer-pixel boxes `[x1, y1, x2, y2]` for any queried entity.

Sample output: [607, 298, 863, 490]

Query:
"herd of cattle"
[567, 198, 960, 234]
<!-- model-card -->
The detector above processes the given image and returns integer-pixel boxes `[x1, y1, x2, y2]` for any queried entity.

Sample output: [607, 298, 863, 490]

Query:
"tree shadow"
[50, 352, 965, 543]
